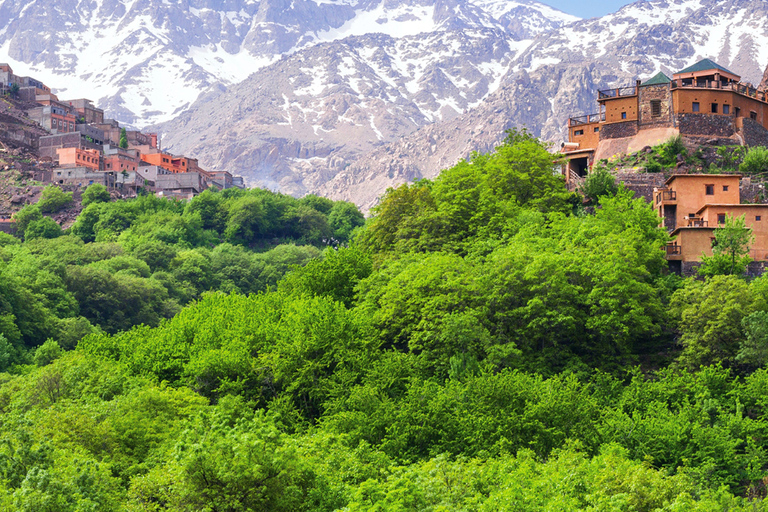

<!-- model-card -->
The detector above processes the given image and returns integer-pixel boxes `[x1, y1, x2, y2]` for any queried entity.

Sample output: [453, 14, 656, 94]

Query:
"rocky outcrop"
[760, 64, 768, 91]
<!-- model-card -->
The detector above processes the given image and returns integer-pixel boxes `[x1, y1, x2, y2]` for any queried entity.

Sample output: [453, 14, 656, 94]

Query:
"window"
[757, 216, 762, 221]
[574, 129, 584, 136]
[621, 112, 627, 119]
[752, 111, 758, 120]
[692, 102, 700, 112]
[723, 105, 730, 114]
[711, 103, 718, 113]
[735, 107, 741, 116]
[594, 127, 600, 132]
[718, 214, 726, 225]
[651, 100, 661, 117]
[706, 184, 715, 195]
[723, 186, 729, 192]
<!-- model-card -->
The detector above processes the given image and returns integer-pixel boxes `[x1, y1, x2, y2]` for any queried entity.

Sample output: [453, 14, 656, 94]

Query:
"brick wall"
[599, 121, 639, 139]
[638, 84, 673, 128]
[742, 117, 768, 147]
[677, 113, 735, 137]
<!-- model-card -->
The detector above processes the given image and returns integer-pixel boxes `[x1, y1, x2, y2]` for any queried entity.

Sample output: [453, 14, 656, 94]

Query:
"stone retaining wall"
[600, 121, 639, 140]
[742, 117, 768, 147]
[677, 113, 734, 137]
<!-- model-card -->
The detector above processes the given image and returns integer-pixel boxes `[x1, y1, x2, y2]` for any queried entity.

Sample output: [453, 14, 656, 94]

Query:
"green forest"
[2, 130, 768, 510]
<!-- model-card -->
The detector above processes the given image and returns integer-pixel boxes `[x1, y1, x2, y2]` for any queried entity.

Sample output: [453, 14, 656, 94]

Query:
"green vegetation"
[741, 146, 768, 175]
[3, 130, 768, 509]
[81, 183, 111, 207]
[37, 184, 74, 213]
[119, 127, 128, 149]
[699, 214, 754, 277]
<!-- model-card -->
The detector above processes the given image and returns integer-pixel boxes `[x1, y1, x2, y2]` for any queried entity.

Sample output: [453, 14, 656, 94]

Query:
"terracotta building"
[56, 147, 101, 170]
[564, 59, 768, 184]
[655, 174, 768, 273]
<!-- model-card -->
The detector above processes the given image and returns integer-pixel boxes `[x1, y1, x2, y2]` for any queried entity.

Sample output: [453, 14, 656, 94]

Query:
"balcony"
[686, 217, 708, 227]
[665, 243, 682, 259]
[670, 80, 768, 103]
[598, 86, 637, 100]
[655, 189, 677, 204]
[569, 113, 605, 126]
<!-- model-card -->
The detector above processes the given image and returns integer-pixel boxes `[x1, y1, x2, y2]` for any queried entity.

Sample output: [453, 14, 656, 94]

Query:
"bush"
[740, 146, 768, 175]
[24, 217, 62, 240]
[82, 183, 111, 207]
[37, 185, 74, 213]
[579, 165, 618, 204]
[11, 204, 42, 236]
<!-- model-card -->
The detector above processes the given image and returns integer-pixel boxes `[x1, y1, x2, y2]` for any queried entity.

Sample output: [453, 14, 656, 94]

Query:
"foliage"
[4, 130, 768, 508]
[579, 164, 618, 204]
[81, 183, 111, 207]
[119, 128, 128, 149]
[37, 185, 74, 214]
[740, 146, 768, 175]
[699, 214, 754, 276]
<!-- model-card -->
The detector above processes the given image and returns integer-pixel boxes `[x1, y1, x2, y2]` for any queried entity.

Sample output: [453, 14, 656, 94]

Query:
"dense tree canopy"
[1, 132, 768, 509]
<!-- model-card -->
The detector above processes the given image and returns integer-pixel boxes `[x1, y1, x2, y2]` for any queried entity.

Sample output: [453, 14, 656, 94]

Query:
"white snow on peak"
[315, 3, 437, 41]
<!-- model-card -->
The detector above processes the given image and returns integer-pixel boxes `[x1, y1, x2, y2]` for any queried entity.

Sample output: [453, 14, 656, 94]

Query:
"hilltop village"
[563, 59, 768, 275]
[0, 63, 244, 203]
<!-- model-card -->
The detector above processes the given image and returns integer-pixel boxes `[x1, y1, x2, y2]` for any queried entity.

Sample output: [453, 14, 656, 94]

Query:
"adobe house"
[655, 174, 768, 274]
[563, 59, 768, 186]
[55, 147, 101, 170]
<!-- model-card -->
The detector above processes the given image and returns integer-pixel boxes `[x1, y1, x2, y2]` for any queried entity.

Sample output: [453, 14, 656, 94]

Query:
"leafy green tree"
[81, 183, 110, 207]
[37, 185, 73, 214]
[740, 146, 768, 175]
[12, 205, 42, 237]
[699, 214, 753, 276]
[119, 128, 128, 149]
[579, 164, 618, 204]
[33, 339, 63, 366]
[24, 218, 62, 240]
[328, 201, 365, 241]
[671, 275, 755, 368]
[737, 310, 768, 367]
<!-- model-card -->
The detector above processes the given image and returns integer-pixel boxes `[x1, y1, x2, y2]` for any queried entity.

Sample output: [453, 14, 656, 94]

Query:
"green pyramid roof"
[642, 72, 671, 86]
[677, 59, 736, 76]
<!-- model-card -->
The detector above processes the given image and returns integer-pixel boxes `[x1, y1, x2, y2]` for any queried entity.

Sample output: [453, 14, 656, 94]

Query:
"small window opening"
[574, 129, 584, 136]
[692, 102, 700, 112]
[594, 127, 600, 132]
[651, 100, 662, 117]
[757, 216, 762, 222]
[706, 184, 715, 195]
[751, 111, 758, 120]
[723, 105, 730, 114]
[711, 103, 718, 113]
[717, 213, 726, 225]
[723, 186, 729, 192]
[621, 112, 627, 120]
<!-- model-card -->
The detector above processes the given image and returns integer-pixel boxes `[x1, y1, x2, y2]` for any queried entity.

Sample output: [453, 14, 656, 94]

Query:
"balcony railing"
[569, 113, 605, 126]
[665, 243, 681, 256]
[687, 218, 708, 227]
[598, 86, 637, 99]
[655, 190, 677, 203]
[670, 81, 768, 102]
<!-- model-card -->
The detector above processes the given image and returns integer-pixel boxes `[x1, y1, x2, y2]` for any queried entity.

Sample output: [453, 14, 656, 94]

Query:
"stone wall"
[599, 121, 638, 140]
[614, 171, 668, 202]
[0, 221, 17, 235]
[638, 84, 673, 128]
[741, 117, 768, 147]
[677, 113, 735, 137]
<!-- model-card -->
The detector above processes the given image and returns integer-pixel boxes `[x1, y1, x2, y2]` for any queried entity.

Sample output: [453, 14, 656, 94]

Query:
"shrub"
[579, 165, 618, 204]
[37, 185, 74, 213]
[740, 146, 768, 175]
[82, 183, 111, 207]
[24, 217, 62, 240]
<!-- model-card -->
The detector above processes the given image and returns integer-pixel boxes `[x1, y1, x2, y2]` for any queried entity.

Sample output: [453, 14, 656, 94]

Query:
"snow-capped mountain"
[0, 0, 570, 127]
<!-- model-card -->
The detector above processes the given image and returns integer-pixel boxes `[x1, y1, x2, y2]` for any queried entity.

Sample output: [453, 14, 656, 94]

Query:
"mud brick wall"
[742, 117, 768, 147]
[599, 121, 638, 139]
[639, 84, 673, 128]
[677, 113, 735, 137]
